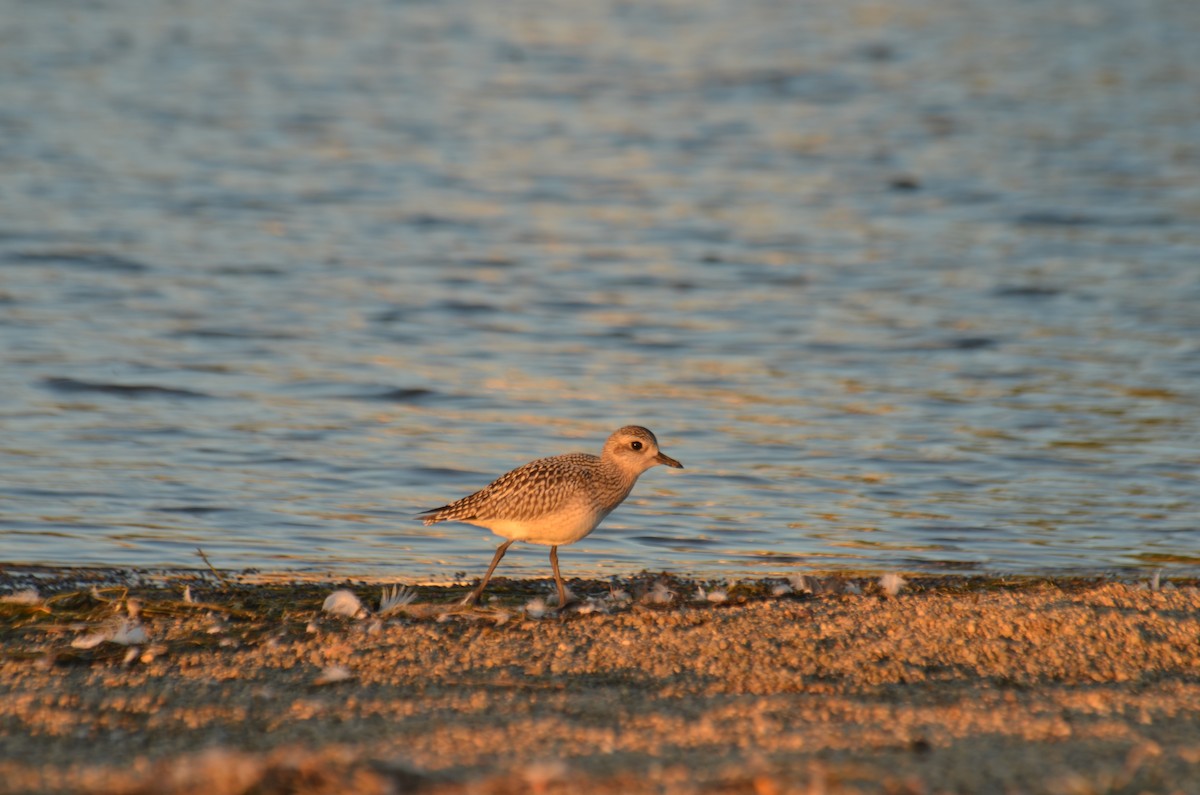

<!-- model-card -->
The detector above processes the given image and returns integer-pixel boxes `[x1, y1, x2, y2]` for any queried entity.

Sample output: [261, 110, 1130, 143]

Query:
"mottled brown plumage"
[420, 425, 683, 606]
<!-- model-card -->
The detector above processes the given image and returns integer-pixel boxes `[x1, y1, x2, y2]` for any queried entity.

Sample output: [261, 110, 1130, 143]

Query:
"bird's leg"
[465, 539, 515, 606]
[550, 545, 572, 607]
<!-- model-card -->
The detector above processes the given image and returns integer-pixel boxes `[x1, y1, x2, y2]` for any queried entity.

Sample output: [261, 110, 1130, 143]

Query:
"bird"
[419, 425, 683, 607]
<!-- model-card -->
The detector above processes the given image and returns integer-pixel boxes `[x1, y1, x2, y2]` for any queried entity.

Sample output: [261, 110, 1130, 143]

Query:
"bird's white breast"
[475, 498, 612, 546]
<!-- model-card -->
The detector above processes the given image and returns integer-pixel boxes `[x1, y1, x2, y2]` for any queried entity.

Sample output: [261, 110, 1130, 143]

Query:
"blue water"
[1, 0, 1198, 581]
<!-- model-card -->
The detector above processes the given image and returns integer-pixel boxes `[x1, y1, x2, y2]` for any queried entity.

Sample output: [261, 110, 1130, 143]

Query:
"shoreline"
[2, 568, 1199, 794]
[3, 560, 1193, 588]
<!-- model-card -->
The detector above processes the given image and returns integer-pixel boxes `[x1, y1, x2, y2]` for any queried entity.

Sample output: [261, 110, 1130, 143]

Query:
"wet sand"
[2, 569, 1199, 794]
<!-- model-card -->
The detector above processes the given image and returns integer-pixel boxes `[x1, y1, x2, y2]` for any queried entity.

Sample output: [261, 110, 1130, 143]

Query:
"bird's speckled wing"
[420, 453, 600, 525]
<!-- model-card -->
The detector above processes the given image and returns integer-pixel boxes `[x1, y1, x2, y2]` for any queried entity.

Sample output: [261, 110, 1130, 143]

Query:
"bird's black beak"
[655, 451, 683, 469]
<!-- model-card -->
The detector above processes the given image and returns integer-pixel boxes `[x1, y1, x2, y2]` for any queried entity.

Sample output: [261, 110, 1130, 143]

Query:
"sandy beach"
[2, 568, 1199, 794]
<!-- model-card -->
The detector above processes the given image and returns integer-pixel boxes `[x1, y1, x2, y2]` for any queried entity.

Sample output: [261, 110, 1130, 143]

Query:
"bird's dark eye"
[631, 440, 643, 451]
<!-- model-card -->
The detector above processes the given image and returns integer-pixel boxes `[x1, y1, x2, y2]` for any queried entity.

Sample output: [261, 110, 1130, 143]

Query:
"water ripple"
[1, 0, 1197, 579]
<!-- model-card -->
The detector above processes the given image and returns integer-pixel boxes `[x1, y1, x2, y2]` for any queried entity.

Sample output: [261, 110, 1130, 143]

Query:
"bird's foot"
[553, 587, 578, 610]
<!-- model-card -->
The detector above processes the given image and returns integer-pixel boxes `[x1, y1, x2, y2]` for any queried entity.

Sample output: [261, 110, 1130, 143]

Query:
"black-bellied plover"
[420, 425, 683, 607]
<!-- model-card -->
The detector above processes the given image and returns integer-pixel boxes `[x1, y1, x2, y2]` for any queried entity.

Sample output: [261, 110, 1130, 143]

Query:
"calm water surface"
[1, 0, 1198, 581]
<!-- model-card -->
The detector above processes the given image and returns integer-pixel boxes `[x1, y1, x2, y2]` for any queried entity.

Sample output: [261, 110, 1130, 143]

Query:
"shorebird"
[419, 425, 683, 607]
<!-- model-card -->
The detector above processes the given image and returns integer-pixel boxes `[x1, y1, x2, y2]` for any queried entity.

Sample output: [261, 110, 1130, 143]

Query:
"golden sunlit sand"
[2, 569, 1199, 794]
